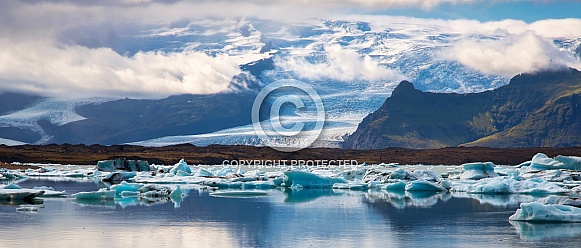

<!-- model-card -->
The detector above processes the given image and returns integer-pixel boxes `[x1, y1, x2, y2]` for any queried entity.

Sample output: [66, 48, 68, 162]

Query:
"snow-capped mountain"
[1, 17, 580, 147]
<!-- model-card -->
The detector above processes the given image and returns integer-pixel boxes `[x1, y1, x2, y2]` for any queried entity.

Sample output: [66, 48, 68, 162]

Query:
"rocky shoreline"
[1, 144, 580, 166]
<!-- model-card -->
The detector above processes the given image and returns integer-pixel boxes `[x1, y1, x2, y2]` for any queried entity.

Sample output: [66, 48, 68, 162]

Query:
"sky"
[373, 1, 581, 22]
[0, 0, 580, 99]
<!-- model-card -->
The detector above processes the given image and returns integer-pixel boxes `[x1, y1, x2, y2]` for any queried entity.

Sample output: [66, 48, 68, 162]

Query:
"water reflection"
[364, 190, 452, 208]
[3, 178, 581, 247]
[283, 188, 343, 203]
[510, 221, 581, 241]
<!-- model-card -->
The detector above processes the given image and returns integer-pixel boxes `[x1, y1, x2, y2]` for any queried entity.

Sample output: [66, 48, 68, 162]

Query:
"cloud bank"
[276, 45, 404, 82]
[0, 40, 241, 99]
[434, 18, 581, 77]
[442, 31, 580, 77]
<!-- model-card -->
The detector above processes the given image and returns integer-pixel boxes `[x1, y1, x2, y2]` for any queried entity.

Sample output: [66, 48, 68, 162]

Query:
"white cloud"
[441, 31, 581, 77]
[0, 39, 241, 99]
[276, 45, 404, 82]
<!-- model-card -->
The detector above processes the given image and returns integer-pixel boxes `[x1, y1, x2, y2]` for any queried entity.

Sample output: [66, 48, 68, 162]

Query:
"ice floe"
[509, 202, 581, 223]
[453, 177, 570, 195]
[459, 162, 498, 180]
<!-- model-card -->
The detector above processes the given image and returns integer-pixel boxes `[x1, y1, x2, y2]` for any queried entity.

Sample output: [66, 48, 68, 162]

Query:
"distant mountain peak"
[344, 68, 581, 149]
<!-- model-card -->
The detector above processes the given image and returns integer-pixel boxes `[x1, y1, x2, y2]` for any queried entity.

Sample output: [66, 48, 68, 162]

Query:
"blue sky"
[372, 1, 581, 22]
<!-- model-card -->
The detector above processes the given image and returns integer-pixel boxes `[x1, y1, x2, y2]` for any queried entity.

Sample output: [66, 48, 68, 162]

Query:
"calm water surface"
[1, 178, 581, 248]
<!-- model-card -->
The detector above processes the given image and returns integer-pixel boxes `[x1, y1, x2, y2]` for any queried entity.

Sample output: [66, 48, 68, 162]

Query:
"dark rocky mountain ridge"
[344, 67, 581, 149]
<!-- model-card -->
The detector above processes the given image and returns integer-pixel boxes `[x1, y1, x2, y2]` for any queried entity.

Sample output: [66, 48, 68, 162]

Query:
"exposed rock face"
[344, 68, 581, 149]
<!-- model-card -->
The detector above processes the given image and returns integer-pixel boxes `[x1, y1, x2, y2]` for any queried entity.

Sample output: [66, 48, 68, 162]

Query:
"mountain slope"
[344, 68, 581, 149]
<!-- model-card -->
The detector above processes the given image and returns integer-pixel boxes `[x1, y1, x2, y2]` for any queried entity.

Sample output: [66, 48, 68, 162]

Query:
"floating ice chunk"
[32, 186, 66, 197]
[440, 180, 452, 190]
[175, 170, 191, 176]
[199, 178, 243, 188]
[120, 191, 139, 198]
[509, 202, 581, 222]
[72, 188, 115, 199]
[110, 181, 144, 195]
[536, 195, 581, 207]
[195, 168, 215, 177]
[555, 155, 581, 170]
[209, 191, 270, 198]
[516, 161, 532, 168]
[0, 169, 27, 180]
[405, 179, 446, 192]
[2, 184, 21, 189]
[389, 168, 414, 181]
[530, 153, 581, 171]
[459, 162, 498, 180]
[458, 177, 570, 195]
[242, 181, 275, 189]
[216, 168, 235, 177]
[412, 170, 441, 182]
[101, 171, 136, 182]
[169, 159, 192, 175]
[332, 181, 368, 190]
[337, 168, 368, 181]
[97, 160, 115, 172]
[0, 188, 45, 200]
[382, 181, 406, 191]
[283, 171, 347, 189]
[361, 169, 391, 183]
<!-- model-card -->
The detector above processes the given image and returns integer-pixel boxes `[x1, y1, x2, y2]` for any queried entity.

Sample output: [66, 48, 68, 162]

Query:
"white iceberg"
[169, 159, 192, 175]
[72, 188, 115, 200]
[110, 181, 144, 195]
[459, 162, 498, 180]
[332, 181, 368, 190]
[530, 153, 581, 171]
[454, 177, 570, 195]
[509, 202, 581, 222]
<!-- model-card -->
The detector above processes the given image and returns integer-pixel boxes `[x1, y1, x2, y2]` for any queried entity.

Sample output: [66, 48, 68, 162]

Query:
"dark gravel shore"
[1, 144, 580, 167]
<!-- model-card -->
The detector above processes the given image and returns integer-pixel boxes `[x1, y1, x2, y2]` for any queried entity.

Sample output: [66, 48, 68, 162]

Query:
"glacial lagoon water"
[2, 178, 581, 248]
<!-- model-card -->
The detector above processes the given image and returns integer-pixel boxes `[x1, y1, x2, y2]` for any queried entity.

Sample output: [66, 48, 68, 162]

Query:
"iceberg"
[195, 168, 215, 177]
[509, 202, 581, 222]
[535, 195, 581, 207]
[242, 181, 275, 189]
[101, 171, 136, 182]
[388, 168, 414, 181]
[381, 181, 406, 191]
[455, 177, 570, 195]
[459, 162, 498, 180]
[169, 159, 192, 175]
[32, 186, 66, 197]
[405, 179, 446, 192]
[530, 153, 581, 171]
[96, 160, 115, 172]
[72, 188, 115, 200]
[332, 181, 368, 190]
[411, 170, 441, 182]
[283, 171, 347, 189]
[110, 181, 144, 196]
